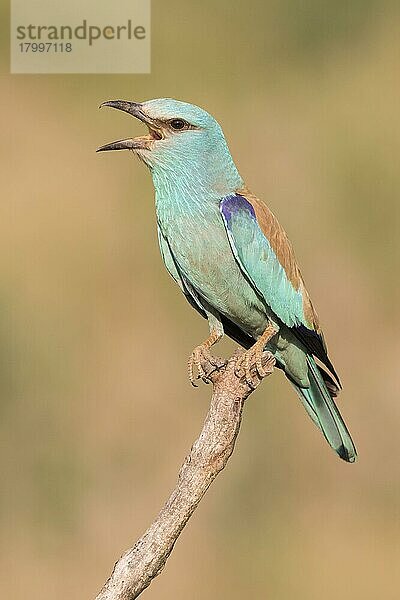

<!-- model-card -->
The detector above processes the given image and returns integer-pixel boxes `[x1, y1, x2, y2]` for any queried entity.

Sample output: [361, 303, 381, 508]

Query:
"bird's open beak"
[96, 100, 162, 153]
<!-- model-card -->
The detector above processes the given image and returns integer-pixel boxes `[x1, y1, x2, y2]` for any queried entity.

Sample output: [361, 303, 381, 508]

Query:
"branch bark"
[95, 349, 275, 600]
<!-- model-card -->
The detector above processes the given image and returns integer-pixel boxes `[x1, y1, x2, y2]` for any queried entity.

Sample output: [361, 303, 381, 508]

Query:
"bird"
[97, 98, 357, 463]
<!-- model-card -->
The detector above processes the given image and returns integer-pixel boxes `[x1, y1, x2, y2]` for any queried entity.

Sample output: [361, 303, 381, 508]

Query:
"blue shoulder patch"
[220, 194, 256, 223]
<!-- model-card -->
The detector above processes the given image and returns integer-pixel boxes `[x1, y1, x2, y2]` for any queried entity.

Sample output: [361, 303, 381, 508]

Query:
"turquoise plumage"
[220, 194, 305, 328]
[97, 98, 357, 463]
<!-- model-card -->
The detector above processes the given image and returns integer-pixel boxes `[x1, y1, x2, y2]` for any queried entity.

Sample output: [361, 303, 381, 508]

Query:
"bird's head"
[97, 98, 242, 196]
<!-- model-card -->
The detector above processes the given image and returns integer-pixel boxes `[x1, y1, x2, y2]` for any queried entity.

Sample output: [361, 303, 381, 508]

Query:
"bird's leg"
[188, 310, 224, 386]
[235, 322, 278, 387]
[188, 329, 223, 386]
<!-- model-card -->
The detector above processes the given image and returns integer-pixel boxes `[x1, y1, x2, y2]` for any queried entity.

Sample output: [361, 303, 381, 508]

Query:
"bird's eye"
[169, 119, 187, 131]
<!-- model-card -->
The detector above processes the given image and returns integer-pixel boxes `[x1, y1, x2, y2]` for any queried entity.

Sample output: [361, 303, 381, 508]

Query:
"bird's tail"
[290, 356, 357, 463]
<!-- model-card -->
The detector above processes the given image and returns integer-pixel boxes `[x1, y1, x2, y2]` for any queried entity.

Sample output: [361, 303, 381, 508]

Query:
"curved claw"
[235, 323, 278, 387]
[235, 347, 276, 388]
[235, 350, 259, 388]
[188, 330, 223, 386]
[188, 346, 224, 386]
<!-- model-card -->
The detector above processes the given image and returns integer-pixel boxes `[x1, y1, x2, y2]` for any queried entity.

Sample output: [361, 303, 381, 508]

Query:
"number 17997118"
[19, 42, 72, 52]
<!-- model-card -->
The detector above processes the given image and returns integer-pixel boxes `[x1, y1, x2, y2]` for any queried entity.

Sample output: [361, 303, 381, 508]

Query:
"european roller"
[97, 98, 357, 463]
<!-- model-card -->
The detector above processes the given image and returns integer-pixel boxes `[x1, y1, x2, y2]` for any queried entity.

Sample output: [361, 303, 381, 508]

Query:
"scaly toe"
[188, 355, 199, 387]
[255, 350, 267, 378]
[188, 349, 202, 386]
[196, 354, 207, 380]
[188, 346, 215, 385]
[236, 349, 264, 388]
[244, 352, 254, 387]
[234, 355, 243, 379]
[235, 353, 254, 387]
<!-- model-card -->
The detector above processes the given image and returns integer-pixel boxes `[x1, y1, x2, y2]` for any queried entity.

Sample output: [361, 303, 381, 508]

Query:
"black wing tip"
[293, 324, 342, 389]
[324, 357, 342, 390]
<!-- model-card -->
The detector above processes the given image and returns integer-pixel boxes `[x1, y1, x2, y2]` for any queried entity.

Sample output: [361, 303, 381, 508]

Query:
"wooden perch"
[95, 349, 276, 600]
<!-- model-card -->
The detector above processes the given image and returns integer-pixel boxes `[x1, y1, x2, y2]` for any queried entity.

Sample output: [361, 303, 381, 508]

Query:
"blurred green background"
[1, 1, 399, 598]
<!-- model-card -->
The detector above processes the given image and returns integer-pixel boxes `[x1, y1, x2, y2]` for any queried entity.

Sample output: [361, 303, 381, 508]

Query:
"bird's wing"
[220, 188, 340, 383]
[157, 225, 207, 315]
[220, 189, 315, 329]
[158, 224, 256, 349]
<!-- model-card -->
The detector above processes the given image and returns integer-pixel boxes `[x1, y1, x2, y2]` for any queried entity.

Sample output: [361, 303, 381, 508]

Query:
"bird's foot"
[235, 324, 278, 388]
[188, 331, 224, 386]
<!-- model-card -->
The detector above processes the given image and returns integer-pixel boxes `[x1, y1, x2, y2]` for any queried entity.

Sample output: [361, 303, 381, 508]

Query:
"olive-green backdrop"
[1, 1, 399, 598]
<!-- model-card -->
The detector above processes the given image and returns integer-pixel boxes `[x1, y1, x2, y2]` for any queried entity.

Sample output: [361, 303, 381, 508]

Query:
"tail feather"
[290, 356, 357, 463]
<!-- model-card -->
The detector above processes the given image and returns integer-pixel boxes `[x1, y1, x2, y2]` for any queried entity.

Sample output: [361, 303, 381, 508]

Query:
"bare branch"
[95, 350, 275, 600]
